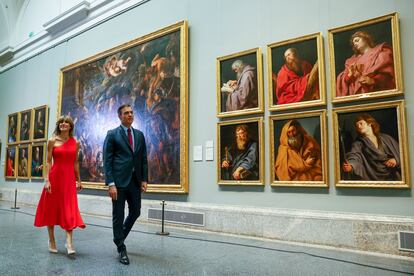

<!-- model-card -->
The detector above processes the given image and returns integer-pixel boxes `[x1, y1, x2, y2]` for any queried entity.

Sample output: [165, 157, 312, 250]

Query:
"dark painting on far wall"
[5, 146, 17, 178]
[328, 13, 403, 103]
[58, 21, 188, 193]
[31, 143, 46, 179]
[7, 113, 18, 144]
[19, 109, 32, 143]
[17, 145, 30, 179]
[32, 105, 49, 141]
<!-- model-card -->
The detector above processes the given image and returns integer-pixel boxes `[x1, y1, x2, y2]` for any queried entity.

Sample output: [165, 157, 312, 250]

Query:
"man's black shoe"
[119, 249, 130, 265]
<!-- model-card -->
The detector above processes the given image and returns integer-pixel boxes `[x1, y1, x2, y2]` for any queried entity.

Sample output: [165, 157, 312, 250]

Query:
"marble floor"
[0, 202, 413, 276]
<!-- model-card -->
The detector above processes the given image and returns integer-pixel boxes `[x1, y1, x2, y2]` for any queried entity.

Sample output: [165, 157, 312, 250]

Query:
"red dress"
[34, 137, 85, 230]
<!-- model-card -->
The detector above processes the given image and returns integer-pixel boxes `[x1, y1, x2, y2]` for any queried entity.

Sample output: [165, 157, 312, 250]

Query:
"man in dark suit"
[103, 104, 148, 265]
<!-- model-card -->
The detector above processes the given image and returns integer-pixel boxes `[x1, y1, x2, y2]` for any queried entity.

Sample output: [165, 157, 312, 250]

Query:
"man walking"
[103, 104, 148, 265]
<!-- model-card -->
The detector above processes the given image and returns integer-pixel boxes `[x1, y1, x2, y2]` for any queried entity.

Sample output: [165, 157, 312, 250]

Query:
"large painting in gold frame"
[269, 110, 328, 187]
[333, 100, 409, 188]
[328, 13, 403, 104]
[58, 21, 188, 193]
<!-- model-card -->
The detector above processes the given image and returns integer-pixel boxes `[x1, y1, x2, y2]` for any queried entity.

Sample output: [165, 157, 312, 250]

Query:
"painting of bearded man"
[218, 119, 263, 184]
[268, 33, 325, 111]
[271, 111, 327, 187]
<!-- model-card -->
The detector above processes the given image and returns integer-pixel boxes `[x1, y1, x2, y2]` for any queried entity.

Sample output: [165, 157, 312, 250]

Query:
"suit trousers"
[112, 174, 141, 252]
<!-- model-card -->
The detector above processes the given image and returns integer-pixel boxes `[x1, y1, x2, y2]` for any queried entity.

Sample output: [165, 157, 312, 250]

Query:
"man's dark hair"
[117, 104, 132, 116]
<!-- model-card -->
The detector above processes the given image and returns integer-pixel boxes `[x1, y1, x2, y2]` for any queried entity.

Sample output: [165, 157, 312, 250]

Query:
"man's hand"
[233, 167, 243, 180]
[384, 158, 397, 168]
[141, 181, 147, 192]
[108, 185, 118, 201]
[305, 156, 315, 166]
[342, 161, 353, 173]
[221, 160, 230, 168]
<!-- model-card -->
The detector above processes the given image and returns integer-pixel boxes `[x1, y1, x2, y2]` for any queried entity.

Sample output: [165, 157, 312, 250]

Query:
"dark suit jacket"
[103, 126, 148, 188]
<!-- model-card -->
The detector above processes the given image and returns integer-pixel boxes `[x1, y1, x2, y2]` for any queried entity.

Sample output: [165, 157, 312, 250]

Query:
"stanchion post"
[11, 188, 20, 210]
[156, 200, 169, 236]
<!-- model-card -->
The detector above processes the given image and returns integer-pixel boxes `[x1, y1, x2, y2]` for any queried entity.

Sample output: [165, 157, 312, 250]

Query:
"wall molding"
[0, 0, 150, 73]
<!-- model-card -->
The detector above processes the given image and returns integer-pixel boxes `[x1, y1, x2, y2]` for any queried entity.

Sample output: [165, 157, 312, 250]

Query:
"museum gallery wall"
[3, 13, 410, 193]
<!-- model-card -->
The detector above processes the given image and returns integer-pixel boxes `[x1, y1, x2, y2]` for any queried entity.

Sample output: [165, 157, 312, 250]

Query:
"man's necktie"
[127, 128, 133, 150]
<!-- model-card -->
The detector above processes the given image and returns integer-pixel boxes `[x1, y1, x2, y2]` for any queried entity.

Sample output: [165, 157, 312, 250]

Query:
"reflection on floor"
[0, 202, 413, 276]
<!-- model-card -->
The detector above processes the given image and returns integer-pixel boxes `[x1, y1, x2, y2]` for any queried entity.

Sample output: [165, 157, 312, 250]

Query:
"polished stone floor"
[0, 202, 413, 276]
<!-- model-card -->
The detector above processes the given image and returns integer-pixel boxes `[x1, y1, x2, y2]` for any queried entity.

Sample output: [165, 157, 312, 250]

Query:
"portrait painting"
[270, 110, 328, 187]
[31, 143, 46, 179]
[267, 33, 326, 111]
[32, 105, 49, 141]
[217, 118, 264, 185]
[328, 13, 403, 103]
[58, 21, 188, 192]
[333, 100, 409, 188]
[17, 145, 30, 179]
[216, 48, 264, 118]
[7, 112, 19, 144]
[19, 109, 32, 143]
[4, 146, 17, 179]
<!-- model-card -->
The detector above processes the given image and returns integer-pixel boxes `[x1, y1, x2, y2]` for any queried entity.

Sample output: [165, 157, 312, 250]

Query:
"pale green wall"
[1, 0, 413, 216]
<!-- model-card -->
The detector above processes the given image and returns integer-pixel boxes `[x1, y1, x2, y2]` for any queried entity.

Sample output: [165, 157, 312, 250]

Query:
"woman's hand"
[44, 180, 51, 193]
[76, 180, 83, 192]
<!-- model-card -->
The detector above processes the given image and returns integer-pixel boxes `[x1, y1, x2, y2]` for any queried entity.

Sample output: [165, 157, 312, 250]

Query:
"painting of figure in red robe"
[268, 33, 325, 111]
[329, 13, 402, 103]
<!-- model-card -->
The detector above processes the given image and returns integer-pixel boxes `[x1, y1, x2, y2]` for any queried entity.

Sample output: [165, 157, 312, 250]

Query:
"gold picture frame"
[267, 33, 326, 111]
[270, 110, 328, 187]
[18, 109, 32, 143]
[328, 13, 403, 103]
[216, 48, 264, 118]
[30, 142, 46, 180]
[57, 21, 188, 193]
[7, 112, 19, 144]
[31, 105, 49, 142]
[333, 100, 409, 188]
[217, 117, 264, 185]
[17, 144, 30, 179]
[4, 146, 17, 179]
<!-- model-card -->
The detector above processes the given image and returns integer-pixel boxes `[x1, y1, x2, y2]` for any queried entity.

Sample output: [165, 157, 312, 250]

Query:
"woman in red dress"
[34, 115, 85, 254]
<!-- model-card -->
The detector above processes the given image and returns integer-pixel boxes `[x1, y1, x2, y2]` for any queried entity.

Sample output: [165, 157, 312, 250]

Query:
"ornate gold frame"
[269, 110, 328, 187]
[216, 48, 264, 118]
[332, 100, 409, 188]
[17, 144, 31, 179]
[267, 32, 326, 111]
[4, 146, 17, 179]
[31, 105, 49, 142]
[216, 117, 264, 185]
[57, 21, 188, 193]
[18, 109, 32, 143]
[30, 142, 47, 180]
[6, 112, 19, 145]
[328, 13, 403, 103]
